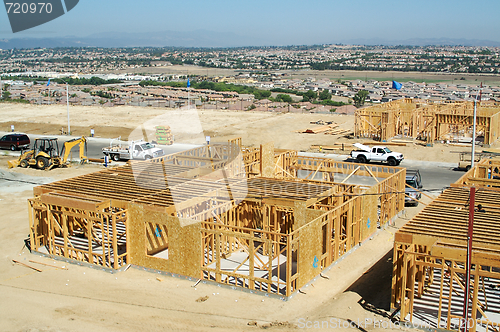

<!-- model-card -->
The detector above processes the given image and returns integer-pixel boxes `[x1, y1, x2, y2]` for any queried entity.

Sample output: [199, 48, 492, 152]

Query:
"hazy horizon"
[1, 0, 499, 48]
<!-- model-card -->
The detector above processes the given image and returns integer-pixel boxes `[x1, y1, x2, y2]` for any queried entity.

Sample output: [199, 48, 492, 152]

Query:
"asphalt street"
[0, 132, 201, 160]
[1, 132, 465, 192]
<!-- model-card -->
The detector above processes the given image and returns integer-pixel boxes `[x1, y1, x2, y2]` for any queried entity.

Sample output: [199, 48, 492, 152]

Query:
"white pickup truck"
[350, 143, 404, 166]
[102, 140, 165, 161]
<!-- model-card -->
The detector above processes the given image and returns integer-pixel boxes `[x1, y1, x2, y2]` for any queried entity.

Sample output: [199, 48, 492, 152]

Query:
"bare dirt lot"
[0, 103, 485, 163]
[0, 161, 426, 332]
[0, 102, 455, 331]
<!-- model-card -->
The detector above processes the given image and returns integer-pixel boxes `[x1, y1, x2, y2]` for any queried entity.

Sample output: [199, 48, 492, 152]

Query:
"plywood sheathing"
[129, 204, 201, 278]
[260, 142, 275, 178]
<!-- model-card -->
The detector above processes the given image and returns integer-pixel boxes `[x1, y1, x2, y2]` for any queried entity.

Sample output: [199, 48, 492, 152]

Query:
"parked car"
[350, 143, 404, 166]
[0, 133, 30, 151]
[405, 169, 422, 206]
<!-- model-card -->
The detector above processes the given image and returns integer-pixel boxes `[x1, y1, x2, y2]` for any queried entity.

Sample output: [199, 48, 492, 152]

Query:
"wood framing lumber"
[12, 259, 42, 272]
[301, 124, 337, 134]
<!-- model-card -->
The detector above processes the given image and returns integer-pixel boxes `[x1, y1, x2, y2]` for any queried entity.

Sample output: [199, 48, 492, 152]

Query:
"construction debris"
[309, 120, 335, 125]
[196, 296, 209, 302]
[12, 259, 42, 272]
[323, 128, 353, 136]
[301, 124, 338, 134]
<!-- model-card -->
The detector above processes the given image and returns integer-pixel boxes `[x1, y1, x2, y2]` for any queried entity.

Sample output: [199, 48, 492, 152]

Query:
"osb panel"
[297, 218, 322, 288]
[260, 142, 275, 178]
[361, 186, 378, 241]
[306, 209, 325, 224]
[128, 204, 202, 279]
[166, 214, 202, 278]
[294, 201, 307, 230]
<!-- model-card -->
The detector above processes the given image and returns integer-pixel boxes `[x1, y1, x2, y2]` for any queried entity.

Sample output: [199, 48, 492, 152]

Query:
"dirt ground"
[0, 157, 427, 332]
[0, 103, 487, 164]
[0, 102, 454, 331]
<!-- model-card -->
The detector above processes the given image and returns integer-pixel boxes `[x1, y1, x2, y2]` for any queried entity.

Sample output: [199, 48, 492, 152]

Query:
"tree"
[1, 91, 11, 100]
[275, 94, 293, 103]
[319, 89, 332, 101]
[353, 90, 369, 107]
[302, 90, 317, 102]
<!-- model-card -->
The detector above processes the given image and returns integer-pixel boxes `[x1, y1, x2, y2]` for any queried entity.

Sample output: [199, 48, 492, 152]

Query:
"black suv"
[0, 133, 30, 151]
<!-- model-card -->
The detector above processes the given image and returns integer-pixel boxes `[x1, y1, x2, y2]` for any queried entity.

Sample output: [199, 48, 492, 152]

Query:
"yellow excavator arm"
[61, 137, 88, 164]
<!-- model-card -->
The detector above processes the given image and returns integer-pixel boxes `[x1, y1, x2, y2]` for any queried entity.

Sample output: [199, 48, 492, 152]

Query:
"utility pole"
[66, 82, 70, 135]
[462, 186, 475, 332]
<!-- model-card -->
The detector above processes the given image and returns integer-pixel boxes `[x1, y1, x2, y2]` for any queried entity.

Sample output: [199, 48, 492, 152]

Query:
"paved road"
[0, 132, 201, 160]
[1, 132, 465, 192]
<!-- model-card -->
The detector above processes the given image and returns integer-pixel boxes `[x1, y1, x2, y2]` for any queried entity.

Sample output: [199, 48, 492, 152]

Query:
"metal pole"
[66, 82, 70, 135]
[471, 96, 478, 168]
[462, 186, 475, 332]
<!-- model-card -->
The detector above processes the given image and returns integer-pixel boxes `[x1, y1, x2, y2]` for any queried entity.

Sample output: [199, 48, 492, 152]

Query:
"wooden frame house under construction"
[355, 99, 500, 146]
[392, 158, 500, 331]
[28, 140, 406, 298]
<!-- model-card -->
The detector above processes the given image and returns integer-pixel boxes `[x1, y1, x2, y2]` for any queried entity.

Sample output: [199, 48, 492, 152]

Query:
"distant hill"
[0, 30, 258, 49]
[345, 37, 500, 47]
[0, 32, 499, 49]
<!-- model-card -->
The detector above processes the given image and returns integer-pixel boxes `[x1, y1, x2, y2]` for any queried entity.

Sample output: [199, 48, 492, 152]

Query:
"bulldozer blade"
[7, 159, 20, 169]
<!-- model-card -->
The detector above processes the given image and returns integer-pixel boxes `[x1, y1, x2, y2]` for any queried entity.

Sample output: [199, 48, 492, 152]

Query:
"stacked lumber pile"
[303, 124, 337, 134]
[155, 126, 173, 145]
[297, 120, 353, 136]
[311, 143, 352, 151]
[324, 128, 353, 136]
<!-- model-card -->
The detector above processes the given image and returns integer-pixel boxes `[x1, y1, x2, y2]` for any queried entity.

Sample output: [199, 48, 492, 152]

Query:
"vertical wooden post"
[63, 212, 69, 258]
[215, 233, 221, 283]
[112, 214, 118, 269]
[400, 252, 409, 321]
[286, 235, 292, 297]
[28, 201, 35, 251]
[463, 187, 475, 332]
[470, 266, 480, 332]
[87, 217, 93, 265]
[437, 260, 446, 329]
[408, 253, 416, 323]
[334, 212, 340, 261]
[249, 236, 255, 290]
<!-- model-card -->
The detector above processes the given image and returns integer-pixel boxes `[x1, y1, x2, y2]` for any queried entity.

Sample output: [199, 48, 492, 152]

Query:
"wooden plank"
[12, 259, 42, 272]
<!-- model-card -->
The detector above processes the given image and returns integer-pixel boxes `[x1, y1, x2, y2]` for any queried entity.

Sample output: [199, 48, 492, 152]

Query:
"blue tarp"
[392, 81, 402, 90]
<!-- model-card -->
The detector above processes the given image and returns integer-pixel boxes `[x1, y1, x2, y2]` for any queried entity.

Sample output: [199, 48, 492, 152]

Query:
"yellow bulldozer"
[8, 137, 88, 170]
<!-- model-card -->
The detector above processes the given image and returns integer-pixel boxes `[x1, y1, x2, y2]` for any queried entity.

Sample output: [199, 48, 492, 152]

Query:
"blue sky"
[1, 0, 499, 45]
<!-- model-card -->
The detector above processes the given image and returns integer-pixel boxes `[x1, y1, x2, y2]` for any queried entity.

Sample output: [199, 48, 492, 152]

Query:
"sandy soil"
[0, 156, 428, 331]
[0, 102, 465, 331]
[0, 102, 488, 164]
